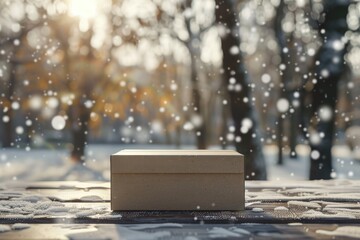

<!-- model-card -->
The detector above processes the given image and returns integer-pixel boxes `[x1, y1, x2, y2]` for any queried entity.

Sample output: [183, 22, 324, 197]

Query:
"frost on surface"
[228, 227, 251, 235]
[67, 225, 172, 240]
[257, 232, 302, 238]
[287, 222, 303, 226]
[128, 223, 183, 230]
[0, 191, 111, 219]
[92, 213, 122, 219]
[316, 226, 360, 238]
[287, 201, 321, 209]
[11, 223, 30, 230]
[0, 225, 11, 233]
[301, 209, 356, 219]
[274, 206, 289, 211]
[208, 227, 242, 238]
[251, 207, 264, 212]
[0, 223, 30, 233]
[245, 180, 360, 202]
[323, 207, 360, 216]
[245, 201, 261, 209]
[75, 209, 99, 218]
[79, 195, 104, 202]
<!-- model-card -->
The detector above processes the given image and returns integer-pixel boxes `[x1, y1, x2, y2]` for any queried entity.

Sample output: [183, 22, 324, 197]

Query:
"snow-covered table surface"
[0, 180, 360, 239]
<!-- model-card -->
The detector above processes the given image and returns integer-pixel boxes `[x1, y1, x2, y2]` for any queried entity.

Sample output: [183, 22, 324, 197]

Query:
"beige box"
[110, 150, 244, 211]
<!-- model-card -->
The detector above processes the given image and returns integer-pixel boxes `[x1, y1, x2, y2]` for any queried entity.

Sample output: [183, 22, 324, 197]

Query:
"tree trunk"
[289, 107, 298, 158]
[221, 95, 228, 149]
[185, 13, 207, 149]
[181, 0, 207, 149]
[189, 51, 207, 149]
[175, 125, 181, 148]
[274, 0, 298, 162]
[2, 109, 13, 148]
[309, 0, 350, 180]
[70, 103, 91, 163]
[2, 64, 16, 148]
[215, 0, 267, 180]
[277, 115, 284, 165]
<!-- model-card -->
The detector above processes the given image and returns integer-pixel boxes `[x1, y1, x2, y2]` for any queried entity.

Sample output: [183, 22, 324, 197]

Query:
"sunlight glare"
[69, 0, 98, 19]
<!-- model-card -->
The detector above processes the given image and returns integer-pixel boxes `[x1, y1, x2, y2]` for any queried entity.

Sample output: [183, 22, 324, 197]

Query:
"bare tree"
[157, 0, 214, 149]
[309, 0, 350, 179]
[49, 14, 112, 162]
[274, 0, 295, 164]
[0, 15, 44, 148]
[215, 0, 267, 180]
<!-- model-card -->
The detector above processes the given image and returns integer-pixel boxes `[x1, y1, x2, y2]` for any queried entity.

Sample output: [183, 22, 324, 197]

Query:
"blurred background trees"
[0, 0, 359, 180]
[215, 0, 267, 179]
[308, 0, 351, 179]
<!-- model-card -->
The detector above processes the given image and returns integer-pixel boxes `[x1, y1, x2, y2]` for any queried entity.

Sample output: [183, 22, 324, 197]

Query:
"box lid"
[111, 149, 243, 174]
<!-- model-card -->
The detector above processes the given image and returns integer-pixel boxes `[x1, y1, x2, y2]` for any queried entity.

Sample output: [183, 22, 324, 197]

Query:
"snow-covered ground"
[0, 144, 359, 182]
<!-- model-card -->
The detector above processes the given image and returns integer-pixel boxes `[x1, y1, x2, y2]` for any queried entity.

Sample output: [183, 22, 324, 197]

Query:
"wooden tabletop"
[0, 180, 360, 239]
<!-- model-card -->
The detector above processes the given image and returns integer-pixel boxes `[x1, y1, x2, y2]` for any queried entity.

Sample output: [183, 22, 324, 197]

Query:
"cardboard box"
[110, 149, 244, 211]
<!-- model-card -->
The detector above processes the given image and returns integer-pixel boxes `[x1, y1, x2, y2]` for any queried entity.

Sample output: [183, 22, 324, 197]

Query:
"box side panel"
[110, 155, 114, 210]
[111, 173, 244, 211]
[111, 155, 244, 174]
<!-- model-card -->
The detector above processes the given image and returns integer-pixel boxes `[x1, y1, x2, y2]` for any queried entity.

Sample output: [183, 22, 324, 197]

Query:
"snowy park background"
[1, 0, 360, 181]
[1, 143, 359, 182]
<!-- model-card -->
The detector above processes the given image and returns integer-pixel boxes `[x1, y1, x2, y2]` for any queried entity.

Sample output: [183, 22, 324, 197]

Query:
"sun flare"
[68, 0, 99, 20]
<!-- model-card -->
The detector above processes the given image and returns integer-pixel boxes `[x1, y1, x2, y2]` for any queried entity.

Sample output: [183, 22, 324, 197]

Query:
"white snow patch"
[75, 209, 98, 218]
[34, 201, 64, 210]
[248, 192, 360, 202]
[323, 207, 360, 215]
[287, 201, 321, 209]
[0, 225, 11, 233]
[316, 226, 360, 238]
[0, 192, 23, 197]
[92, 213, 122, 219]
[257, 232, 301, 238]
[323, 203, 360, 209]
[0, 214, 34, 219]
[128, 223, 183, 230]
[16, 195, 48, 203]
[0, 200, 32, 208]
[208, 227, 242, 238]
[67, 225, 171, 240]
[245, 201, 261, 209]
[0, 195, 113, 220]
[184, 237, 199, 240]
[11, 223, 30, 230]
[229, 227, 251, 235]
[274, 206, 289, 211]
[79, 195, 103, 202]
[118, 227, 171, 240]
[301, 209, 356, 219]
[46, 206, 71, 213]
[60, 224, 94, 230]
[0, 206, 12, 212]
[251, 207, 264, 212]
[288, 222, 303, 226]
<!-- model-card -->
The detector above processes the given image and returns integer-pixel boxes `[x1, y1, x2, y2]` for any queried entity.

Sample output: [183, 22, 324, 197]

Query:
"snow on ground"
[0, 193, 117, 219]
[316, 226, 360, 238]
[0, 144, 359, 182]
